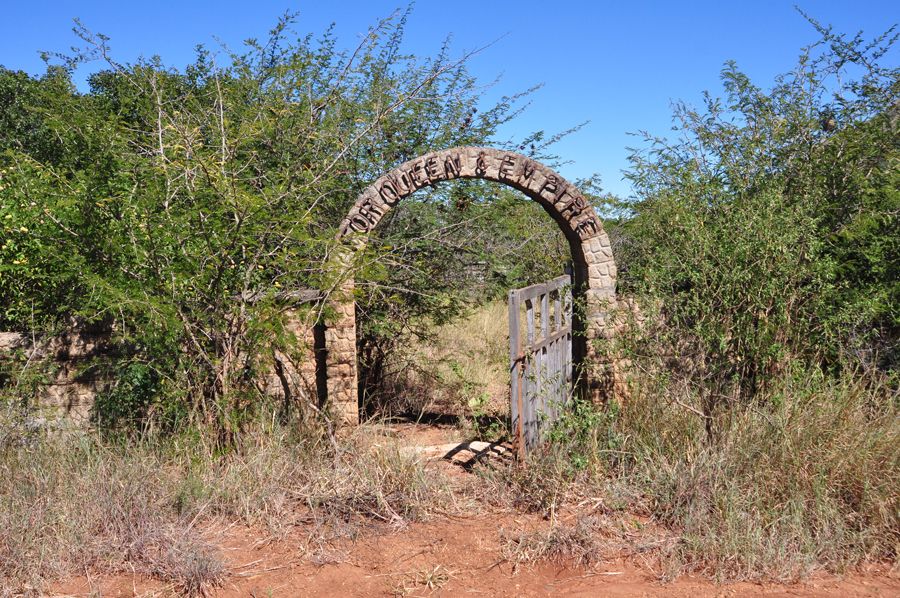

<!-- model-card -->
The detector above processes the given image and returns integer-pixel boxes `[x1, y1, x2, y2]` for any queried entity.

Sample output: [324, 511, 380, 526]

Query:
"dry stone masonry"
[1, 308, 324, 428]
[1, 147, 617, 429]
[0, 328, 115, 425]
[332, 147, 618, 423]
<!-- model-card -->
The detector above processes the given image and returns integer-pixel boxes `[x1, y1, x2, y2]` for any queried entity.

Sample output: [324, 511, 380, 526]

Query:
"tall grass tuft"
[513, 367, 899, 580]
[614, 370, 899, 580]
[0, 418, 449, 595]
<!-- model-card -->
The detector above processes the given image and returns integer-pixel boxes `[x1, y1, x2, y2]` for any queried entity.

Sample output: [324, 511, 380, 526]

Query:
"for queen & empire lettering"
[342, 149, 602, 240]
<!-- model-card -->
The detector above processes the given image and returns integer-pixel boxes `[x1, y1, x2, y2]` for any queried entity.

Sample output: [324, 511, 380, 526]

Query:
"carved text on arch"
[340, 149, 603, 241]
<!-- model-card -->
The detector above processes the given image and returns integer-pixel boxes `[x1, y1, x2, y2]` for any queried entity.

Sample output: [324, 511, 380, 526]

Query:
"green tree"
[619, 16, 898, 420]
[0, 10, 540, 433]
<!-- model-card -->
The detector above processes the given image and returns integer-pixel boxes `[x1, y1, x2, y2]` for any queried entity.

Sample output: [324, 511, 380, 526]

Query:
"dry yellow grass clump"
[0, 421, 453, 595]
[379, 302, 510, 425]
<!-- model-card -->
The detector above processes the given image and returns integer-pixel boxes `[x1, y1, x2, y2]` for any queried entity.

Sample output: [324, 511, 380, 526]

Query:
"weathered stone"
[334, 146, 618, 413]
[589, 263, 609, 279]
[0, 332, 26, 352]
[322, 277, 358, 423]
[0, 327, 115, 424]
[3, 301, 328, 428]
[256, 308, 321, 409]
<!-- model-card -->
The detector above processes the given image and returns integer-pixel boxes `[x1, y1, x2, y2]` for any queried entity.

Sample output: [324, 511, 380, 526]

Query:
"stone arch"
[326, 146, 617, 424]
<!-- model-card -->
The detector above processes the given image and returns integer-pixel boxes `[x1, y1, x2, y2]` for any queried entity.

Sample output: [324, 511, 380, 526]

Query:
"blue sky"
[1, 1, 896, 198]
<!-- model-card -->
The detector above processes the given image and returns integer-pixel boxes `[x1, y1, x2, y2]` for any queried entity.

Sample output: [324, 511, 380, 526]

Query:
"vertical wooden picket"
[508, 275, 573, 456]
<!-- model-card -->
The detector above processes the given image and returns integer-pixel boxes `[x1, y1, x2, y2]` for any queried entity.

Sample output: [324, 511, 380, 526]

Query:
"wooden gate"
[509, 275, 573, 457]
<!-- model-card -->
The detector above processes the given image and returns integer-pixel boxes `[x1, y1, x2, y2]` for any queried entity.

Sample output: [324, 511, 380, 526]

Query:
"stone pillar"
[323, 237, 360, 425]
[580, 230, 618, 404]
[324, 285, 358, 425]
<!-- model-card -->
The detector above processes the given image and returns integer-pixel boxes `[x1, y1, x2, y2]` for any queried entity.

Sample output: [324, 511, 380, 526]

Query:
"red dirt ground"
[50, 511, 900, 597]
[50, 423, 899, 597]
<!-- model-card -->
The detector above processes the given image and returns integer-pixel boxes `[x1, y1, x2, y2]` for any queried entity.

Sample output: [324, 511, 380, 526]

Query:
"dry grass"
[390, 564, 454, 596]
[0, 433, 225, 596]
[0, 420, 452, 595]
[615, 372, 900, 581]
[501, 516, 604, 567]
[380, 301, 509, 426]
[494, 368, 900, 581]
[2, 302, 897, 593]
[386, 302, 899, 581]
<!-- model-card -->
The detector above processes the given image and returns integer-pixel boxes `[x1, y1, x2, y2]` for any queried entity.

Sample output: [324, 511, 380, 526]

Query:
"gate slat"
[568, 331, 573, 403]
[525, 298, 536, 449]
[508, 289, 523, 459]
[540, 290, 549, 438]
[554, 291, 563, 417]
[509, 274, 574, 457]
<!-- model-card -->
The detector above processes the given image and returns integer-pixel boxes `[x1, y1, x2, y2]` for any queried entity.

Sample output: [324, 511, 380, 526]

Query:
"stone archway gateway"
[326, 146, 617, 424]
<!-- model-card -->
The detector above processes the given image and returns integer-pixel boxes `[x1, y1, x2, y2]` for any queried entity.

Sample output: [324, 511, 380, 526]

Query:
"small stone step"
[407, 441, 513, 468]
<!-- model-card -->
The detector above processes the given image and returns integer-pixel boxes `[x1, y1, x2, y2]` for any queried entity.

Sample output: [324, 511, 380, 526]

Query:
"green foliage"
[444, 359, 505, 439]
[91, 361, 160, 431]
[544, 398, 618, 472]
[591, 18, 900, 576]
[620, 17, 899, 413]
[0, 11, 542, 432]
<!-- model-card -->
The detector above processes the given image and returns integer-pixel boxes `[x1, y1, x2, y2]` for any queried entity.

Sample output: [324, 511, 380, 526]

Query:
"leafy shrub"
[0, 11, 536, 433]
[619, 15, 899, 417]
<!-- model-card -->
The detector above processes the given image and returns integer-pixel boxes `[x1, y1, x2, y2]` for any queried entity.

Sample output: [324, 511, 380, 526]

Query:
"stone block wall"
[0, 328, 116, 425]
[254, 309, 322, 414]
[0, 302, 358, 427]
